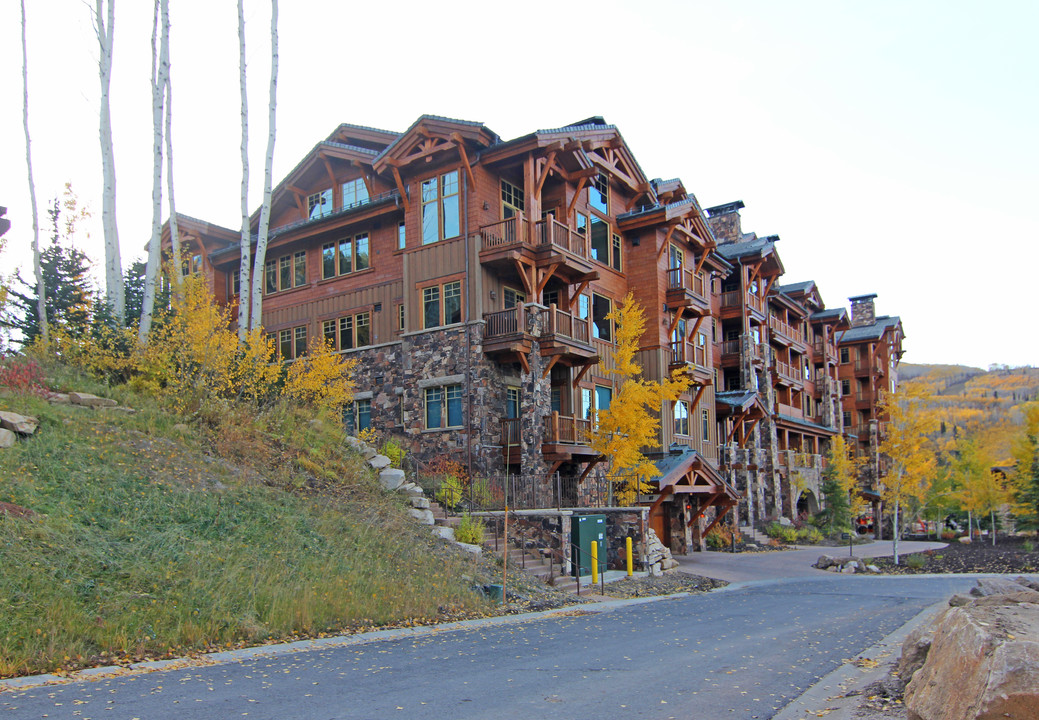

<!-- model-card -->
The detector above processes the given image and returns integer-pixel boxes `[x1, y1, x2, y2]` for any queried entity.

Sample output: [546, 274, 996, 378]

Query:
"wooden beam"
[569, 279, 591, 307]
[450, 133, 476, 191]
[391, 167, 410, 213]
[657, 224, 677, 261]
[648, 487, 673, 515]
[567, 176, 589, 219]
[536, 263, 559, 296]
[291, 191, 306, 220]
[572, 362, 593, 388]
[541, 355, 560, 379]
[578, 457, 604, 483]
[688, 492, 723, 525]
[320, 155, 338, 189]
[688, 314, 705, 341]
[534, 150, 558, 198]
[546, 460, 564, 479]
[517, 352, 530, 375]
[694, 248, 710, 275]
[667, 306, 686, 337]
[742, 416, 762, 446]
[690, 383, 707, 412]
[702, 500, 735, 536]
[762, 275, 778, 297]
[511, 258, 535, 296]
[747, 263, 762, 288]
[725, 415, 744, 445]
[351, 160, 375, 199]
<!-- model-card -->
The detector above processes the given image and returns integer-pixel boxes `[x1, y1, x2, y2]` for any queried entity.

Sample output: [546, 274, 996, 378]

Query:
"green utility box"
[571, 514, 606, 577]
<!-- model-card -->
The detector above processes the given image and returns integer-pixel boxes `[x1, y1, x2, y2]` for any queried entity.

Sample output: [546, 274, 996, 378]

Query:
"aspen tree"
[94, 0, 124, 321]
[20, 0, 46, 343]
[236, 0, 251, 340]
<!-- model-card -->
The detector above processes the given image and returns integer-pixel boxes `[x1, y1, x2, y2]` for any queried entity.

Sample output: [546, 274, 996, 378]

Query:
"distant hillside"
[902, 363, 1039, 463]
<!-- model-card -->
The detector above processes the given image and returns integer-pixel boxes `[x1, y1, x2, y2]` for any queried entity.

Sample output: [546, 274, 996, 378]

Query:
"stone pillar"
[519, 307, 551, 484]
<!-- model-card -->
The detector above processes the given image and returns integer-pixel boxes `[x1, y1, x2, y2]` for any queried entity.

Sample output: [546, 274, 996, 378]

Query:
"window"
[843, 411, 852, 427]
[341, 179, 369, 208]
[506, 387, 520, 419]
[611, 234, 622, 271]
[265, 252, 307, 294]
[422, 280, 462, 329]
[503, 287, 526, 309]
[397, 304, 405, 331]
[275, 325, 308, 360]
[595, 385, 612, 415]
[397, 221, 406, 250]
[589, 173, 609, 214]
[543, 289, 560, 308]
[308, 189, 332, 219]
[425, 385, 463, 429]
[551, 386, 561, 414]
[590, 216, 609, 263]
[181, 253, 202, 277]
[803, 359, 811, 380]
[674, 401, 689, 436]
[840, 347, 850, 364]
[228, 269, 241, 297]
[501, 179, 525, 218]
[669, 244, 683, 271]
[346, 399, 371, 434]
[421, 170, 460, 244]
[581, 387, 593, 421]
[576, 212, 588, 236]
[321, 312, 370, 351]
[577, 294, 590, 321]
[701, 409, 710, 441]
[805, 395, 814, 417]
[322, 233, 370, 279]
[592, 293, 612, 341]
[841, 379, 850, 396]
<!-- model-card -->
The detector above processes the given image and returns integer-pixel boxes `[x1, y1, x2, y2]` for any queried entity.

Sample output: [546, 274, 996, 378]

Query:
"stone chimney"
[704, 200, 745, 244]
[849, 294, 877, 327]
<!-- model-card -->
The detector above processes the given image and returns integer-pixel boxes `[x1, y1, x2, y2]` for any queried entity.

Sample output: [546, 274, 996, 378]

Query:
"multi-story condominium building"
[165, 115, 902, 554]
[837, 294, 905, 532]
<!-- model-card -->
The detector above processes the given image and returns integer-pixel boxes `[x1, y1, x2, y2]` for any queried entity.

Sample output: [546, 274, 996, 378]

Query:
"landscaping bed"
[872, 537, 1039, 574]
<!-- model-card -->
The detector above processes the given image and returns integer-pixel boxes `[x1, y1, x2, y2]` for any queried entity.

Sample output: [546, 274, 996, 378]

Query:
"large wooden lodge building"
[169, 115, 904, 554]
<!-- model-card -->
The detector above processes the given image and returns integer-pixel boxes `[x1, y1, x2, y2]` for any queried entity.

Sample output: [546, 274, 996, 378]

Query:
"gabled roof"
[840, 315, 903, 343]
[811, 307, 850, 327]
[650, 447, 740, 500]
[715, 234, 785, 276]
[371, 115, 500, 172]
[775, 413, 838, 435]
[715, 390, 759, 409]
[776, 280, 815, 295]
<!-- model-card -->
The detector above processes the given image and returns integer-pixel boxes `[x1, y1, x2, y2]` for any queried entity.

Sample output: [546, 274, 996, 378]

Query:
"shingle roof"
[715, 235, 777, 261]
[775, 413, 837, 433]
[776, 280, 814, 295]
[841, 316, 902, 342]
[715, 390, 759, 409]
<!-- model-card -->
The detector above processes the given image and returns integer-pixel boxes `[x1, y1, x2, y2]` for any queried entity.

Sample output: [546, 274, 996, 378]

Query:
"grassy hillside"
[0, 368, 491, 679]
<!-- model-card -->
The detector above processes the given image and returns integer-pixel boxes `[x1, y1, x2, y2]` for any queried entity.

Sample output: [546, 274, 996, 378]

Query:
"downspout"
[463, 161, 474, 480]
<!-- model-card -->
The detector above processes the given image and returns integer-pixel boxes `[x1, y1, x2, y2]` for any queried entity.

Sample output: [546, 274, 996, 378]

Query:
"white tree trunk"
[96, 0, 124, 322]
[967, 509, 973, 542]
[249, 0, 278, 333]
[21, 0, 46, 344]
[991, 509, 996, 546]
[236, 0, 250, 341]
[892, 499, 900, 566]
[139, 0, 168, 342]
[165, 67, 180, 292]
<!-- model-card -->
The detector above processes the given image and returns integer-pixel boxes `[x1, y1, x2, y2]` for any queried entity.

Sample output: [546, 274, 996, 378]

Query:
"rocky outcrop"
[68, 392, 118, 408]
[0, 411, 38, 436]
[646, 529, 678, 575]
[901, 577, 1039, 720]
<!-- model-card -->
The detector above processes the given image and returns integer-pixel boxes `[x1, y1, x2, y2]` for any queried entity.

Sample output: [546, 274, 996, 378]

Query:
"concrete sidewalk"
[675, 540, 948, 583]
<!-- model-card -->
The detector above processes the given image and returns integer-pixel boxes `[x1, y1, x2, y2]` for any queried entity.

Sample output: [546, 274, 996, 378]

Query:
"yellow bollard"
[626, 536, 633, 576]
[590, 541, 599, 584]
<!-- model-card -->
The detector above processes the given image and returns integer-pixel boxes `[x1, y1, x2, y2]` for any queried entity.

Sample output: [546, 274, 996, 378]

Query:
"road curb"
[0, 592, 685, 693]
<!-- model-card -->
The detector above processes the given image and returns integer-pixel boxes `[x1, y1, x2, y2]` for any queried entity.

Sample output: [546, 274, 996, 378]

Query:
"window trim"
[424, 384, 464, 430]
[265, 251, 307, 295]
[674, 400, 690, 437]
[322, 233, 370, 280]
[308, 188, 333, 220]
[421, 279, 464, 329]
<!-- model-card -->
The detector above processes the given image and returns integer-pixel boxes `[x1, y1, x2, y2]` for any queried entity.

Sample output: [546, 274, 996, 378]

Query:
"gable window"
[422, 280, 462, 329]
[501, 179, 525, 219]
[421, 170, 460, 244]
[674, 401, 689, 436]
[425, 385, 463, 429]
[265, 252, 307, 294]
[701, 409, 710, 441]
[322, 233, 370, 279]
[308, 189, 333, 220]
[592, 293, 612, 341]
[589, 173, 609, 215]
[341, 178, 369, 209]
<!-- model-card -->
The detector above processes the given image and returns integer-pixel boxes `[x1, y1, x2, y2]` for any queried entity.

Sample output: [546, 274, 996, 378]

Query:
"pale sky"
[1, 0, 1036, 368]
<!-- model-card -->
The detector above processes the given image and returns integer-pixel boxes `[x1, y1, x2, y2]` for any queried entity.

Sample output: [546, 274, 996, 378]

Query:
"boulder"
[48, 392, 71, 404]
[408, 508, 435, 525]
[841, 564, 856, 573]
[898, 623, 935, 684]
[455, 542, 482, 555]
[379, 469, 405, 491]
[361, 446, 377, 460]
[948, 594, 972, 607]
[817, 554, 836, 569]
[368, 454, 391, 470]
[431, 526, 455, 542]
[1015, 576, 1039, 593]
[0, 411, 38, 436]
[866, 565, 880, 573]
[957, 536, 972, 544]
[970, 577, 1033, 598]
[400, 483, 424, 497]
[344, 436, 361, 450]
[905, 590, 1039, 720]
[778, 517, 793, 526]
[409, 496, 430, 510]
[0, 429, 15, 448]
[69, 392, 117, 408]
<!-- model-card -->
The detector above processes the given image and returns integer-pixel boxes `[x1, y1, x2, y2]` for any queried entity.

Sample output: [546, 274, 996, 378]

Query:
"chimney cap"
[704, 200, 745, 217]
[849, 293, 878, 302]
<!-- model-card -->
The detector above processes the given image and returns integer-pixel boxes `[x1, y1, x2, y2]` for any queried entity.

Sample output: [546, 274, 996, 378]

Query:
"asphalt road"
[1, 573, 982, 720]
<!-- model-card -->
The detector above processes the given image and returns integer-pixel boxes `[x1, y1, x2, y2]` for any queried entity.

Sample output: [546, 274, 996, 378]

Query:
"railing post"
[551, 411, 560, 442]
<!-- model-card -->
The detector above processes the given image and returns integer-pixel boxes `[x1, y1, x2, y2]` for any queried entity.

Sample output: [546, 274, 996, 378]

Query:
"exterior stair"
[739, 524, 771, 546]
[482, 531, 559, 585]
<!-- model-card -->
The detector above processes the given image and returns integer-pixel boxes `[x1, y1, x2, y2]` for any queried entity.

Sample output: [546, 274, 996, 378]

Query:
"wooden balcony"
[482, 306, 533, 357]
[774, 360, 804, 386]
[538, 305, 598, 366]
[669, 341, 711, 379]
[768, 316, 807, 348]
[479, 216, 593, 284]
[500, 418, 521, 464]
[776, 450, 823, 471]
[542, 412, 599, 463]
[719, 290, 765, 320]
[665, 268, 710, 315]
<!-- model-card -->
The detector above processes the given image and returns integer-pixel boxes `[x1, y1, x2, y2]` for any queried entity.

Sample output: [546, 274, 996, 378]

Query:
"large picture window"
[421, 170, 461, 244]
[422, 280, 462, 328]
[341, 178, 369, 208]
[265, 252, 307, 294]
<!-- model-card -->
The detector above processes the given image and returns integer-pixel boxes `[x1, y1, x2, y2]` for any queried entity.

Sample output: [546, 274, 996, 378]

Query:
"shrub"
[455, 513, 485, 545]
[380, 439, 406, 469]
[436, 475, 465, 509]
[1024, 540, 1035, 553]
[797, 527, 823, 544]
[764, 521, 798, 544]
[941, 530, 956, 541]
[906, 554, 927, 570]
[706, 526, 733, 549]
[0, 356, 49, 397]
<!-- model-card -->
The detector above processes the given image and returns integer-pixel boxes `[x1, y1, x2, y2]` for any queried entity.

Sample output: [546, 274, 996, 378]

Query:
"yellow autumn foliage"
[283, 337, 356, 419]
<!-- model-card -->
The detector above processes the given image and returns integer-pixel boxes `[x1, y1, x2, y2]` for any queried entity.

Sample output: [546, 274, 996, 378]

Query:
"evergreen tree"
[1011, 403, 1039, 535]
[5, 194, 93, 344]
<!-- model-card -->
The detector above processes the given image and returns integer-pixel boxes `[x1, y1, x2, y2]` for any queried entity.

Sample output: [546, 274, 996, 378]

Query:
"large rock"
[408, 508, 435, 525]
[431, 526, 456, 542]
[69, 392, 117, 408]
[898, 623, 935, 684]
[969, 576, 1034, 598]
[368, 454, 391, 470]
[0, 411, 38, 436]
[409, 496, 430, 510]
[904, 587, 1039, 720]
[816, 554, 836, 569]
[379, 469, 405, 491]
[0, 429, 15, 448]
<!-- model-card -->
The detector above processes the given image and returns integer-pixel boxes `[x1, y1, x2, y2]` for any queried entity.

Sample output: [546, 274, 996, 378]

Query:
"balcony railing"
[483, 306, 525, 339]
[769, 316, 805, 344]
[775, 360, 801, 383]
[535, 217, 588, 258]
[481, 216, 529, 250]
[500, 417, 521, 447]
[540, 305, 591, 344]
[544, 413, 592, 445]
[670, 341, 709, 368]
[265, 189, 403, 240]
[666, 268, 707, 298]
[720, 339, 741, 355]
[777, 450, 822, 470]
